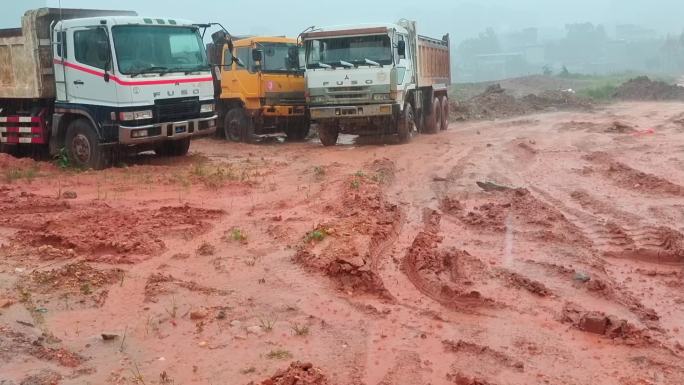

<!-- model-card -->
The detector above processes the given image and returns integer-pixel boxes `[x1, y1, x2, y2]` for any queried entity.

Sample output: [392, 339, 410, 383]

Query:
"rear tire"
[424, 97, 440, 134]
[223, 107, 254, 143]
[397, 103, 416, 143]
[318, 123, 339, 147]
[156, 138, 190, 157]
[65, 118, 110, 170]
[440, 96, 449, 130]
[284, 118, 310, 141]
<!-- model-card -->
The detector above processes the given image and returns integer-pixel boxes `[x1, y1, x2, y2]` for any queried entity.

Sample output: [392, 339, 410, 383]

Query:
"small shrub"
[230, 228, 247, 242]
[305, 229, 327, 243]
[259, 317, 275, 332]
[291, 323, 309, 336]
[266, 349, 292, 360]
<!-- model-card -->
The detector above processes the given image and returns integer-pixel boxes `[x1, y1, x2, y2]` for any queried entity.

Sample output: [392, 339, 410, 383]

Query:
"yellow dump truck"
[208, 34, 309, 142]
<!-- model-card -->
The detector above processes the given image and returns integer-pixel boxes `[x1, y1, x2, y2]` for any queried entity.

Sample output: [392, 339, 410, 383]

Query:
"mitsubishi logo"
[344, 75, 350, 80]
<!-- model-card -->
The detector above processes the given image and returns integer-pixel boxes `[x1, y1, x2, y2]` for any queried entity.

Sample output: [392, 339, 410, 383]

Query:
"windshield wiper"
[315, 62, 332, 69]
[129, 66, 169, 78]
[339, 60, 354, 68]
[183, 65, 211, 74]
[364, 58, 381, 67]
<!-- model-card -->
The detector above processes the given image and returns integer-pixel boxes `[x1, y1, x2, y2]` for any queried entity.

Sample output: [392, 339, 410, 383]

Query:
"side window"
[236, 47, 253, 73]
[74, 28, 109, 69]
[56, 31, 67, 58]
[223, 48, 234, 71]
[398, 34, 407, 60]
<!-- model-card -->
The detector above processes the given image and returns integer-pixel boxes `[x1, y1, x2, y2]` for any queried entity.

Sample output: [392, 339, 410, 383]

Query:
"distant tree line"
[454, 23, 684, 83]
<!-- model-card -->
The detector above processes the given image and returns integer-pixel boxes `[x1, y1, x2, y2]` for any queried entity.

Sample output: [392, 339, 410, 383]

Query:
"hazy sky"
[3, 0, 684, 44]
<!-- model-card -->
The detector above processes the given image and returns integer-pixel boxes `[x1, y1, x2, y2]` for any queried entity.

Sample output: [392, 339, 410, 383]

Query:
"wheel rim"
[72, 134, 91, 164]
[226, 118, 242, 141]
[405, 107, 416, 136]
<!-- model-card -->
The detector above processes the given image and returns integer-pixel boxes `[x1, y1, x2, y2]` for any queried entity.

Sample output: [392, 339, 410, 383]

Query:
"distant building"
[615, 24, 657, 42]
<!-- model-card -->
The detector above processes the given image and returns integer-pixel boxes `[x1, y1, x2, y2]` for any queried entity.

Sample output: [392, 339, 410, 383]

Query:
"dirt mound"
[30, 261, 123, 293]
[294, 161, 401, 298]
[445, 188, 588, 245]
[560, 303, 653, 345]
[584, 152, 684, 197]
[451, 84, 592, 121]
[144, 273, 231, 302]
[0, 153, 51, 171]
[0, 325, 83, 368]
[446, 372, 496, 385]
[442, 340, 524, 370]
[402, 210, 495, 311]
[248, 362, 331, 385]
[613, 76, 684, 101]
[0, 190, 223, 262]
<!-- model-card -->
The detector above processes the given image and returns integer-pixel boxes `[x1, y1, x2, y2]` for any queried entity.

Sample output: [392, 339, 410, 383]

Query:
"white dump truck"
[301, 20, 451, 145]
[0, 8, 217, 168]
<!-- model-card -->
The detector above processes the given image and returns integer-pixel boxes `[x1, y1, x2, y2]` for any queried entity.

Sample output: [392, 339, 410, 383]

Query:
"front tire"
[397, 103, 416, 143]
[318, 123, 339, 147]
[223, 107, 254, 142]
[155, 138, 190, 157]
[65, 119, 110, 170]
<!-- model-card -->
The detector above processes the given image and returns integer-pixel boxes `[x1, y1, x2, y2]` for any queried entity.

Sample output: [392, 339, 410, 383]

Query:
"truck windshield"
[112, 26, 208, 75]
[306, 35, 392, 69]
[258, 43, 301, 73]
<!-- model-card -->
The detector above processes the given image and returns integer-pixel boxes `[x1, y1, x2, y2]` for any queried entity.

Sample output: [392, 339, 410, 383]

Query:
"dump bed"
[416, 34, 451, 87]
[0, 8, 136, 99]
[398, 20, 451, 88]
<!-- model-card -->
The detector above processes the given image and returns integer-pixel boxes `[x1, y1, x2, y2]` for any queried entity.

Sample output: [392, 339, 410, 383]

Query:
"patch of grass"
[577, 83, 618, 101]
[80, 283, 92, 295]
[354, 170, 366, 177]
[229, 228, 247, 242]
[313, 166, 325, 179]
[259, 317, 275, 332]
[240, 367, 256, 375]
[266, 349, 292, 360]
[350, 178, 361, 190]
[165, 296, 178, 319]
[305, 228, 328, 243]
[3, 165, 39, 184]
[371, 170, 390, 184]
[290, 323, 309, 336]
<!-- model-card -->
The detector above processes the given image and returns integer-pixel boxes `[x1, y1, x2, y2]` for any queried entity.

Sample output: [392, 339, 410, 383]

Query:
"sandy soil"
[1, 101, 684, 385]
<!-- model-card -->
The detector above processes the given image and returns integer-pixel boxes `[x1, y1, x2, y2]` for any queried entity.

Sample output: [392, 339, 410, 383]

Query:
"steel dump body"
[416, 34, 451, 87]
[0, 8, 136, 100]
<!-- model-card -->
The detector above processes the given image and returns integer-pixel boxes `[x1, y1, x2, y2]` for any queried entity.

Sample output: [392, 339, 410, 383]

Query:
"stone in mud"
[578, 313, 609, 335]
[190, 308, 208, 320]
[62, 191, 78, 199]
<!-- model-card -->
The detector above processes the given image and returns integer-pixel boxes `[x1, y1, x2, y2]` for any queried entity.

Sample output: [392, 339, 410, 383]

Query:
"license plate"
[175, 125, 187, 134]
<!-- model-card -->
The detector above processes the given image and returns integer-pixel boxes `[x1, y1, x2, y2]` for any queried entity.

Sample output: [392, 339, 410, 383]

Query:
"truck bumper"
[310, 104, 394, 120]
[118, 115, 217, 145]
[260, 105, 306, 117]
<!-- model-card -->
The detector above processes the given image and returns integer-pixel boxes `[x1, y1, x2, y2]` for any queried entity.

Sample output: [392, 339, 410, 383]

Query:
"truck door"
[64, 27, 118, 106]
[226, 46, 260, 101]
[397, 34, 414, 88]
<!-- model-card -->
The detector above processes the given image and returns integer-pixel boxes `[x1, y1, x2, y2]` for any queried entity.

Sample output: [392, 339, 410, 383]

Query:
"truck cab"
[215, 36, 309, 142]
[302, 21, 450, 146]
[52, 15, 217, 165]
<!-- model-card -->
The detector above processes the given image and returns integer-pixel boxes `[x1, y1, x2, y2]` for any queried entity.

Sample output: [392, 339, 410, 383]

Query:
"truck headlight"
[119, 110, 153, 121]
[200, 103, 215, 113]
[373, 93, 391, 101]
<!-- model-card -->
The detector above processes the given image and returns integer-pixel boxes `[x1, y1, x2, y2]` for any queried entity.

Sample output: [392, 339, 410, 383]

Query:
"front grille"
[154, 97, 200, 123]
[264, 92, 306, 106]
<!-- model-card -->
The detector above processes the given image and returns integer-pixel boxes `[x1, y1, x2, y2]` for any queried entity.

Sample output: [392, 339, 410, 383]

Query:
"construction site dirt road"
[1, 101, 684, 385]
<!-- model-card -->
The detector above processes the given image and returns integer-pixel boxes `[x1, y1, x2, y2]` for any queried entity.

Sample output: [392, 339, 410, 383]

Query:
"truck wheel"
[156, 138, 190, 157]
[440, 96, 449, 130]
[285, 119, 310, 142]
[397, 103, 416, 143]
[66, 119, 110, 170]
[423, 97, 441, 134]
[318, 123, 339, 147]
[223, 107, 254, 143]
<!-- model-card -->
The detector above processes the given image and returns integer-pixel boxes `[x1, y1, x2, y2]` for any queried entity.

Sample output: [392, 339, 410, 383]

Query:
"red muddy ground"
[1, 101, 684, 385]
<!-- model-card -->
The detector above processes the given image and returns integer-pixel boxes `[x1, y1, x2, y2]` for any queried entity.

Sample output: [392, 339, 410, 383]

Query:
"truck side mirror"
[397, 40, 406, 58]
[252, 49, 263, 62]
